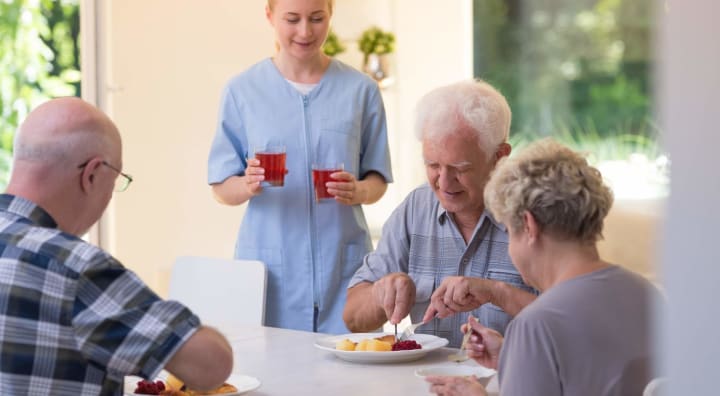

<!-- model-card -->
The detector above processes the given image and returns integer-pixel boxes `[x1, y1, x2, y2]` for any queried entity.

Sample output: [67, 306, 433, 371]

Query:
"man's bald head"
[6, 97, 123, 236]
[14, 97, 121, 166]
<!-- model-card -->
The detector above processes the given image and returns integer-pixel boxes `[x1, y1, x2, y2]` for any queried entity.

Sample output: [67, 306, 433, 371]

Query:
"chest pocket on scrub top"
[317, 118, 360, 175]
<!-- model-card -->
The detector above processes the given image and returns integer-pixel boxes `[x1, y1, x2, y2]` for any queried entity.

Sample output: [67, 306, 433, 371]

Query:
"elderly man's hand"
[426, 375, 488, 396]
[423, 276, 493, 321]
[372, 272, 416, 324]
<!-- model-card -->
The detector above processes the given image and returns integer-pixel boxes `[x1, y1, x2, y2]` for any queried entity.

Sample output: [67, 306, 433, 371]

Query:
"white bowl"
[415, 364, 497, 387]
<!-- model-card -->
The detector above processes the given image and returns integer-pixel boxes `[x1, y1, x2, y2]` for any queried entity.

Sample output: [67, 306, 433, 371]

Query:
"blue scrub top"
[208, 58, 393, 334]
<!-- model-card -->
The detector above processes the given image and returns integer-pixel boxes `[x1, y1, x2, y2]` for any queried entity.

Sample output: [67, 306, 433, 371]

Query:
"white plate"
[415, 364, 497, 387]
[314, 332, 449, 364]
[124, 372, 261, 395]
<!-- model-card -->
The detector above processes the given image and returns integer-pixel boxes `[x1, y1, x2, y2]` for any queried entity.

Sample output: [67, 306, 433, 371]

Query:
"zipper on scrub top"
[301, 93, 321, 330]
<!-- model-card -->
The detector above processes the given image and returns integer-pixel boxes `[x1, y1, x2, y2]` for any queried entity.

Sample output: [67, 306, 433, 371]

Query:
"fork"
[448, 325, 473, 362]
[448, 315, 477, 362]
[399, 320, 427, 341]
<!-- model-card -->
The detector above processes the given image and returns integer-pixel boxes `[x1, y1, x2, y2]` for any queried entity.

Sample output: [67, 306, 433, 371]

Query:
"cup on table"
[254, 145, 287, 187]
[312, 162, 343, 202]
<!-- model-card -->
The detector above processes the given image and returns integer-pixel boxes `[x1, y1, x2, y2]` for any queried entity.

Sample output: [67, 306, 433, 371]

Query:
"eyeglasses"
[78, 160, 134, 192]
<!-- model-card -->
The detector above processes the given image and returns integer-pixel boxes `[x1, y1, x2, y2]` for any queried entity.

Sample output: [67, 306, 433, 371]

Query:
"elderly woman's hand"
[465, 316, 504, 370]
[426, 375, 488, 396]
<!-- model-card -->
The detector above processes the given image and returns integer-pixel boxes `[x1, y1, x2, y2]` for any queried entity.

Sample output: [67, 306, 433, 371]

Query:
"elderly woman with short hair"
[427, 139, 663, 396]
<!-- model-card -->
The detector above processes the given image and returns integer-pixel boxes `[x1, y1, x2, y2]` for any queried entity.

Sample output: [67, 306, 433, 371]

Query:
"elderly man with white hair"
[343, 80, 536, 348]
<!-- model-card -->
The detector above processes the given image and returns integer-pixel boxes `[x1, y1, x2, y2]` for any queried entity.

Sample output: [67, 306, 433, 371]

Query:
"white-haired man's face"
[422, 125, 495, 218]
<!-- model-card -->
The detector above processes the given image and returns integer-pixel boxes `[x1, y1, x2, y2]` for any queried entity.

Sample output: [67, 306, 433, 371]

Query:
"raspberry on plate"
[392, 340, 422, 351]
[134, 379, 166, 395]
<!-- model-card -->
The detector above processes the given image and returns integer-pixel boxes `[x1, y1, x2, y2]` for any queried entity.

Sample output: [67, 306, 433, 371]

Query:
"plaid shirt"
[349, 184, 536, 348]
[0, 194, 200, 396]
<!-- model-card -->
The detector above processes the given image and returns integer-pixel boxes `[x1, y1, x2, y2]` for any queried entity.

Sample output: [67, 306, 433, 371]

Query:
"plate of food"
[124, 372, 261, 395]
[314, 332, 449, 364]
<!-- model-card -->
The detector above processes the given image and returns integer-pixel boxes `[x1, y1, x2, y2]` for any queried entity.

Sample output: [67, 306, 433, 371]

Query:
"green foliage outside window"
[0, 0, 80, 189]
[473, 0, 662, 166]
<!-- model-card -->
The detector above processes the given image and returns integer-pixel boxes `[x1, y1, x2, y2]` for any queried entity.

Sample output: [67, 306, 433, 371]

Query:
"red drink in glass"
[256, 151, 286, 186]
[312, 168, 341, 201]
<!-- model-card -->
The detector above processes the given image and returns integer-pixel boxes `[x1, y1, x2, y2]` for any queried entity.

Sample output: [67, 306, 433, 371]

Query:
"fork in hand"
[399, 320, 427, 341]
[448, 325, 472, 362]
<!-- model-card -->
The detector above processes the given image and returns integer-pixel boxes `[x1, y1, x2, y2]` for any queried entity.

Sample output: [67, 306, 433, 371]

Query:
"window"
[0, 0, 80, 188]
[473, 0, 666, 199]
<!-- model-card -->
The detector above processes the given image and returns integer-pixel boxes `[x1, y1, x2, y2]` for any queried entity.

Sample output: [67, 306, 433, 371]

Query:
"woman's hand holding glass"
[325, 171, 364, 205]
[243, 158, 265, 196]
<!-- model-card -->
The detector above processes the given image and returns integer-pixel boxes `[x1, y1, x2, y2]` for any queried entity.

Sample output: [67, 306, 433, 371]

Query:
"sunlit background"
[4, 1, 718, 394]
[0, 0, 665, 199]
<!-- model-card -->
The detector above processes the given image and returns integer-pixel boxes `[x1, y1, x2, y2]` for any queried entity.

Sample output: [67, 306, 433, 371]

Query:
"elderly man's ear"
[495, 142, 512, 160]
[79, 157, 102, 193]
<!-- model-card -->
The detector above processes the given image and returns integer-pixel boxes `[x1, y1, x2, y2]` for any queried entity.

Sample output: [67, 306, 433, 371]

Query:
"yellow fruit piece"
[335, 339, 357, 351]
[372, 339, 393, 351]
[165, 373, 184, 391]
[355, 339, 370, 351]
[355, 338, 392, 352]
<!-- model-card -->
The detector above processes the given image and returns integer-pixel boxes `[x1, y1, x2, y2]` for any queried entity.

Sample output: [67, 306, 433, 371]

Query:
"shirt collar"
[437, 204, 507, 232]
[0, 194, 58, 229]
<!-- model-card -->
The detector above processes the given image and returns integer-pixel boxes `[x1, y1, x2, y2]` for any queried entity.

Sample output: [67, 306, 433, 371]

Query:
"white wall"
[659, 0, 720, 393]
[102, 0, 273, 291]
[98, 0, 472, 294]
[596, 197, 665, 283]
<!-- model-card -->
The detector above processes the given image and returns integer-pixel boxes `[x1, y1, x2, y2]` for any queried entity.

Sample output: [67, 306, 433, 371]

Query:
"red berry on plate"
[392, 340, 422, 351]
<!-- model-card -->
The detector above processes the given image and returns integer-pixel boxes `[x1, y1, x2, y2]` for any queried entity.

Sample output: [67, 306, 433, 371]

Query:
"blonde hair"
[267, 0, 334, 14]
[414, 79, 512, 158]
[484, 138, 614, 242]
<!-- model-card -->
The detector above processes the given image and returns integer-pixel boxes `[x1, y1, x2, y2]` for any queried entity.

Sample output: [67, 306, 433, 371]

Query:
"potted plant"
[322, 28, 346, 57]
[357, 26, 395, 84]
[358, 26, 395, 60]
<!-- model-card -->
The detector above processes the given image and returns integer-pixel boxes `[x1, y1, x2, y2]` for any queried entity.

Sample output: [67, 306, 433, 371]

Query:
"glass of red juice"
[254, 145, 287, 187]
[312, 163, 343, 202]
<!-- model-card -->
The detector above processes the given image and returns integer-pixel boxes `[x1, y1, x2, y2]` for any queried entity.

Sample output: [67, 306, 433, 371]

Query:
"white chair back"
[168, 256, 267, 328]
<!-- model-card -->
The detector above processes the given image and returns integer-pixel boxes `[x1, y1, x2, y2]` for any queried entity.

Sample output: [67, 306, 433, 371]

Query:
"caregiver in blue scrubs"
[207, 0, 393, 334]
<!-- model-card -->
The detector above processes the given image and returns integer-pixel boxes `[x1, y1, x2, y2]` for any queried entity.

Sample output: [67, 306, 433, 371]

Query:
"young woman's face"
[267, 0, 331, 60]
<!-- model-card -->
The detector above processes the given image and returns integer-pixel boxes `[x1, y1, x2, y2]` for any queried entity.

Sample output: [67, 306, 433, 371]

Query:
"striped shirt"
[0, 194, 200, 395]
[349, 184, 535, 347]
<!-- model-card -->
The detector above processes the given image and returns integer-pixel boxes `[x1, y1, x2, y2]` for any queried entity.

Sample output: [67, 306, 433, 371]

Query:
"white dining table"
[220, 325, 499, 396]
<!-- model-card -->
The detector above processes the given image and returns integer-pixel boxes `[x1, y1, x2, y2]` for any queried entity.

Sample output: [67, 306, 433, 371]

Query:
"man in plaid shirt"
[0, 98, 233, 395]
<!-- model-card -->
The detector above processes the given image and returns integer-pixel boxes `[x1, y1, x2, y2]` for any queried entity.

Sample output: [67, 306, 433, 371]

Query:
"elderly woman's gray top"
[498, 265, 662, 395]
